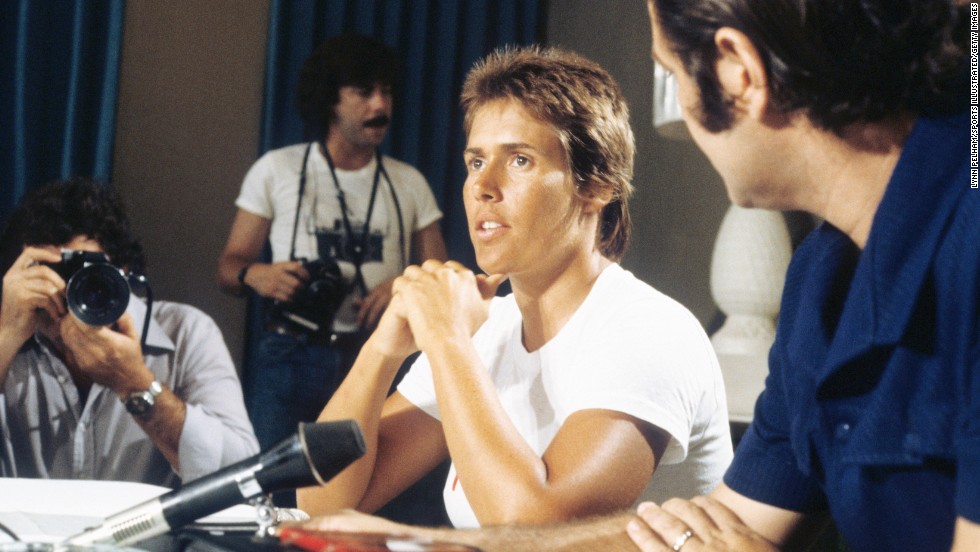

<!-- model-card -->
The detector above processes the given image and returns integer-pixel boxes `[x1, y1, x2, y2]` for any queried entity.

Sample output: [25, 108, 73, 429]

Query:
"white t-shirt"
[397, 264, 733, 527]
[236, 143, 443, 332]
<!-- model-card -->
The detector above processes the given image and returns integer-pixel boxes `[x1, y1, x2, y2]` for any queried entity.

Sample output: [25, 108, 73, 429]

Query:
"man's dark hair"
[296, 33, 399, 137]
[652, 0, 969, 133]
[0, 177, 145, 278]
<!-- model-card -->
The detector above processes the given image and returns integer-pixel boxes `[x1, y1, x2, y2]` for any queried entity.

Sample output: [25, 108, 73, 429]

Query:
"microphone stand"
[63, 420, 364, 547]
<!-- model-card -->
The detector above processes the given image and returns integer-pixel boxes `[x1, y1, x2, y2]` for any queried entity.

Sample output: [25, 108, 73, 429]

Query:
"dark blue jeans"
[247, 332, 347, 448]
[245, 331, 349, 506]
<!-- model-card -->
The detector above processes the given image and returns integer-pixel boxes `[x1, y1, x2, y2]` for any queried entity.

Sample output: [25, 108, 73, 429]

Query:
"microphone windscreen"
[301, 420, 367, 483]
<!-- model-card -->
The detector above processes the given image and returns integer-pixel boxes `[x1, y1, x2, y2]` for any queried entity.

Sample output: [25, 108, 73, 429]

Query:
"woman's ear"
[714, 27, 770, 121]
[580, 183, 614, 214]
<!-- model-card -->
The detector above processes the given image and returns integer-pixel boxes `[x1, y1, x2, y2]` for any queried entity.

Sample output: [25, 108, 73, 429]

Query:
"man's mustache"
[364, 115, 391, 128]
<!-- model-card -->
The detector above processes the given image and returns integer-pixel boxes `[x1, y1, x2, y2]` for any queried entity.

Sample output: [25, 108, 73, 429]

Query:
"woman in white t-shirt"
[297, 46, 732, 527]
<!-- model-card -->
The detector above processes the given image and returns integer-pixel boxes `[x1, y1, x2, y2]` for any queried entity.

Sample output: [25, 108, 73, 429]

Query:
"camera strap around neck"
[288, 142, 315, 264]
[321, 142, 387, 296]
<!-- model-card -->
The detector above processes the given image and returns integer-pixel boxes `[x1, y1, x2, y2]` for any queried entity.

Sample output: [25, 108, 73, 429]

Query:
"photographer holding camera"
[216, 33, 447, 481]
[0, 178, 258, 486]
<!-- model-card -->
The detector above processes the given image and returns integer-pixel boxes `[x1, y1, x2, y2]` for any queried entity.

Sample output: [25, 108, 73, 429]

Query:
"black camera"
[268, 258, 347, 334]
[316, 224, 384, 264]
[45, 250, 131, 326]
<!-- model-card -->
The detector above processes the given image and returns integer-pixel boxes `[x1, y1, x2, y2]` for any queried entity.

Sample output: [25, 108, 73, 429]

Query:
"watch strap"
[237, 263, 252, 286]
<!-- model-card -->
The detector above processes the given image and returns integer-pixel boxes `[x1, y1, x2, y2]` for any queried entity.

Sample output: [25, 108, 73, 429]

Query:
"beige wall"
[111, 0, 726, 371]
[112, 1, 269, 367]
[546, 0, 729, 327]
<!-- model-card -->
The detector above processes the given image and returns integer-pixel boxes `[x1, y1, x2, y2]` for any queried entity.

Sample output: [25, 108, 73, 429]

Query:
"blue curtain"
[0, 1, 125, 222]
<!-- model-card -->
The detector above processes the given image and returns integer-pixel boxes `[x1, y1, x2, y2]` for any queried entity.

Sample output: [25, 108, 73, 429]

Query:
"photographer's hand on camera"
[59, 308, 187, 469]
[355, 277, 394, 330]
[0, 247, 68, 381]
[58, 310, 149, 394]
[241, 260, 310, 302]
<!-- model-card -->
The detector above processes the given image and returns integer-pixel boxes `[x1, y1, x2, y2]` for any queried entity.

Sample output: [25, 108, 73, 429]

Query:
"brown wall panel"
[112, 1, 269, 368]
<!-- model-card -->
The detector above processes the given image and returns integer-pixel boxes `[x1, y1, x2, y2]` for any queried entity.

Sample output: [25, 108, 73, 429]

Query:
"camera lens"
[67, 264, 130, 326]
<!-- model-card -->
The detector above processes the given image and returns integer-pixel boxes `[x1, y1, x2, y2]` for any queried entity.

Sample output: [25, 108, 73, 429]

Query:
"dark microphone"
[63, 420, 365, 546]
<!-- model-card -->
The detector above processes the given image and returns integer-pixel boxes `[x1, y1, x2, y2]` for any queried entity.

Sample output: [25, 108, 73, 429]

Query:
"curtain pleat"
[0, 1, 125, 222]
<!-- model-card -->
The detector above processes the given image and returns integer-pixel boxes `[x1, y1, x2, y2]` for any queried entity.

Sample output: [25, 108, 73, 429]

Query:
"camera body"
[269, 258, 347, 334]
[316, 223, 384, 265]
[46, 250, 131, 326]
[318, 229, 383, 264]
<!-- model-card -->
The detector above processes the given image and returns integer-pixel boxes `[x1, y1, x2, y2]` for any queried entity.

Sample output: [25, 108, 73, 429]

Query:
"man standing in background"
[216, 33, 446, 506]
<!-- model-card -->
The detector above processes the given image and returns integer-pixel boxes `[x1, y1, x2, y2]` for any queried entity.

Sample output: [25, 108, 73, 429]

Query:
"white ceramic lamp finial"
[709, 205, 792, 422]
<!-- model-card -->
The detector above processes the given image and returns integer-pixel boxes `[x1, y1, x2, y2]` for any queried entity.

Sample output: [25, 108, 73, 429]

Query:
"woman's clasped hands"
[372, 260, 506, 358]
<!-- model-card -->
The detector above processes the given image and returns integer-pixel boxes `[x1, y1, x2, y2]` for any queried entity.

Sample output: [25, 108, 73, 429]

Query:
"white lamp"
[708, 207, 791, 422]
[652, 62, 688, 139]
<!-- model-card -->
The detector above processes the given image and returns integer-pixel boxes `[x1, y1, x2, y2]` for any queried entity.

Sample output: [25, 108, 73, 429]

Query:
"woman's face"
[463, 98, 598, 279]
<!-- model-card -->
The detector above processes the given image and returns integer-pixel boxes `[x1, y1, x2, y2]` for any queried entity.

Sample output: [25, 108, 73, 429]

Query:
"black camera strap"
[378, 158, 407, 270]
[129, 274, 153, 351]
[321, 143, 386, 297]
[287, 142, 316, 263]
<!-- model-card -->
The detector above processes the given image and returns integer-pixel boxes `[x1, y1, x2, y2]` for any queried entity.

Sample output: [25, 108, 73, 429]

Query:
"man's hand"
[243, 261, 309, 303]
[392, 260, 506, 352]
[627, 499, 779, 552]
[0, 247, 66, 347]
[354, 277, 394, 330]
[59, 311, 154, 397]
[294, 508, 416, 536]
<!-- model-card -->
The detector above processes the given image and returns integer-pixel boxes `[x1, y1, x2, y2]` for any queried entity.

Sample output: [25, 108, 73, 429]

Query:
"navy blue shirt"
[725, 112, 978, 552]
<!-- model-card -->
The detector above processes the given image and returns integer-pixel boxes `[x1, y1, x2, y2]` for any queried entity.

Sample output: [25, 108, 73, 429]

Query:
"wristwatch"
[124, 380, 163, 418]
[237, 263, 252, 287]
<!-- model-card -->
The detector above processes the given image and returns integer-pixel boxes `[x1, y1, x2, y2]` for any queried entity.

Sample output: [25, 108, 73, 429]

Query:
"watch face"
[125, 392, 153, 416]
[124, 381, 160, 417]
[124, 381, 161, 417]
